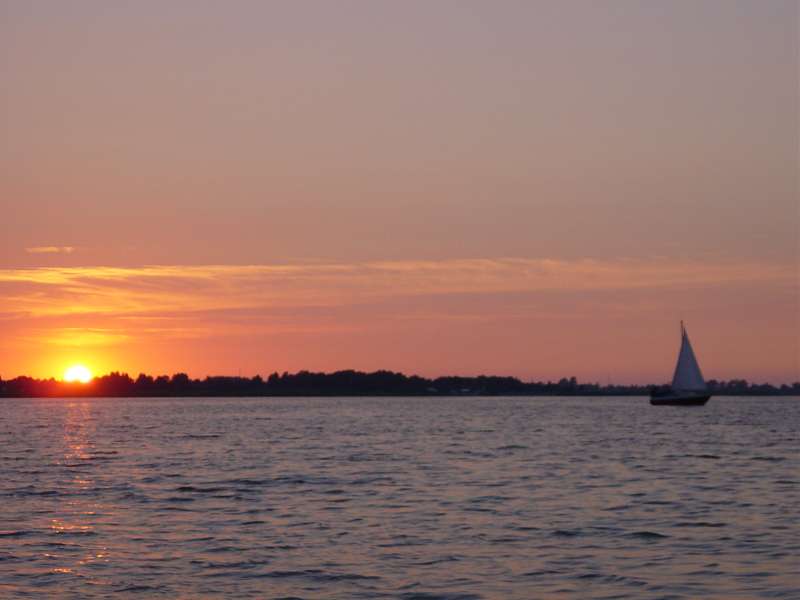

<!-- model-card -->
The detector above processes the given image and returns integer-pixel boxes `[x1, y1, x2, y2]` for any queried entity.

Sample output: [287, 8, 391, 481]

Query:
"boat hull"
[649, 393, 711, 406]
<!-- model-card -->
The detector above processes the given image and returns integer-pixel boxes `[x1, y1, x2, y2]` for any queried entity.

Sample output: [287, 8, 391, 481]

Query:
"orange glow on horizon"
[0, 258, 795, 384]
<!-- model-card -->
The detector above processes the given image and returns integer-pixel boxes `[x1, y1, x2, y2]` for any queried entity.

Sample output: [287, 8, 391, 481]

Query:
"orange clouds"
[0, 258, 796, 382]
[1, 258, 793, 319]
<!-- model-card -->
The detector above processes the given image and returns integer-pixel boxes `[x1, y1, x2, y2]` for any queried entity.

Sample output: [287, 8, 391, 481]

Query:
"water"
[0, 396, 797, 599]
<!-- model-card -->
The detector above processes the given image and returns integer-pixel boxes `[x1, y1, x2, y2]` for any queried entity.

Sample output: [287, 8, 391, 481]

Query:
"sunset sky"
[1, 1, 798, 383]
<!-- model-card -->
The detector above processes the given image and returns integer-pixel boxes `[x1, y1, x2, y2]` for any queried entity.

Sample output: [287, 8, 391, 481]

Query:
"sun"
[64, 365, 93, 384]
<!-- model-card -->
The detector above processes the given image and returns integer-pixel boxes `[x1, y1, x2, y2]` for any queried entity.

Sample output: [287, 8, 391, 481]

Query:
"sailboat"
[650, 322, 711, 406]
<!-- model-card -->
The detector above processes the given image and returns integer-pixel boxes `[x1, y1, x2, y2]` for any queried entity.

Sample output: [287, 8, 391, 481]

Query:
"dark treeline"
[1, 370, 798, 398]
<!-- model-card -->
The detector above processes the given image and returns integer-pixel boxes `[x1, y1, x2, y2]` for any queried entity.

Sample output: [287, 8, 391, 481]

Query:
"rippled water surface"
[1, 396, 798, 599]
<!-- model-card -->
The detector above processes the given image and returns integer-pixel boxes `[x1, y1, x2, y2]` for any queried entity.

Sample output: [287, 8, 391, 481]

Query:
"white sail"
[671, 323, 707, 391]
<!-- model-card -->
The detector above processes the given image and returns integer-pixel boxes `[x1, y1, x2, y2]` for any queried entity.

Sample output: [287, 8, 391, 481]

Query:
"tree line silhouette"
[1, 370, 797, 398]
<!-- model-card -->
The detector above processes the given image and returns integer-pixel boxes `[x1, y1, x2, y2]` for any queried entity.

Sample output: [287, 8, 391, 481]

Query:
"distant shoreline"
[2, 370, 797, 398]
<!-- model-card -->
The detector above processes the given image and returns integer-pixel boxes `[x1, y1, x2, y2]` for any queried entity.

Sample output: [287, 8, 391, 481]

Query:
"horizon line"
[2, 368, 797, 389]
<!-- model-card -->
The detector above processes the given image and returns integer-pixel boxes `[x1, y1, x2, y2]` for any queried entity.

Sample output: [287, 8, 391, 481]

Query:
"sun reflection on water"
[48, 401, 111, 579]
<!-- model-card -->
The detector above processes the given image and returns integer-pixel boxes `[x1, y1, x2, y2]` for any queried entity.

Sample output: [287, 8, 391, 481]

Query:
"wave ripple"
[0, 395, 797, 599]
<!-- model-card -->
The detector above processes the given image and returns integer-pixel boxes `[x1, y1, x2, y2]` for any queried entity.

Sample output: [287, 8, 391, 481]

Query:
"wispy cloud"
[25, 246, 76, 255]
[0, 258, 793, 319]
[44, 328, 130, 347]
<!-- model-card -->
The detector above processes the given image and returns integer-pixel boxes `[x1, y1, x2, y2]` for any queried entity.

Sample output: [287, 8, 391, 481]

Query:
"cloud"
[45, 328, 130, 347]
[0, 258, 794, 319]
[25, 246, 75, 254]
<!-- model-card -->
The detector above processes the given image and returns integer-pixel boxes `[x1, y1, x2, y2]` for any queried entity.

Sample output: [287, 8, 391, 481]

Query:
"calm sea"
[0, 396, 797, 599]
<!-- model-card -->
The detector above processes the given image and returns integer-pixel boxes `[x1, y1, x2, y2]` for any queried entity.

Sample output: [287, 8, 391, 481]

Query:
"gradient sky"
[1, 0, 798, 383]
